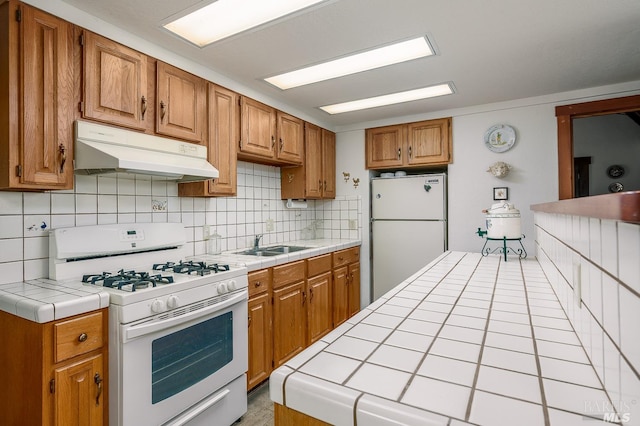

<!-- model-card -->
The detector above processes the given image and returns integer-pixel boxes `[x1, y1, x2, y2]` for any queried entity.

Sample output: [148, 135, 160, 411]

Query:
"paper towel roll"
[286, 199, 308, 209]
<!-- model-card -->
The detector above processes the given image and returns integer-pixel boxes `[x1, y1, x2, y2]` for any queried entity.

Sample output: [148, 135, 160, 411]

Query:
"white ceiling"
[60, 0, 640, 129]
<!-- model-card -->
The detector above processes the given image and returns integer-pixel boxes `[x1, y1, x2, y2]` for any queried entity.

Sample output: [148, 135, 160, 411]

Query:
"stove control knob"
[150, 299, 166, 313]
[218, 282, 228, 294]
[166, 295, 180, 309]
[227, 280, 237, 291]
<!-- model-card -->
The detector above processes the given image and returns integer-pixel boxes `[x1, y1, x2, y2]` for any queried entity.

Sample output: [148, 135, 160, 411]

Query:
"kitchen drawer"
[248, 268, 271, 297]
[333, 247, 360, 268]
[54, 311, 104, 363]
[273, 260, 305, 289]
[307, 254, 332, 277]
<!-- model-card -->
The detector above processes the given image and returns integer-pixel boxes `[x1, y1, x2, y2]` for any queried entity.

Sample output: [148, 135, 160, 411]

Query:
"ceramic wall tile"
[0, 192, 23, 214]
[618, 222, 640, 293]
[23, 192, 50, 214]
[600, 220, 618, 277]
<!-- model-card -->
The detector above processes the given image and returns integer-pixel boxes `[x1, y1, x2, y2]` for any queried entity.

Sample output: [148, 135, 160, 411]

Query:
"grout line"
[521, 257, 551, 426]
[464, 255, 500, 422]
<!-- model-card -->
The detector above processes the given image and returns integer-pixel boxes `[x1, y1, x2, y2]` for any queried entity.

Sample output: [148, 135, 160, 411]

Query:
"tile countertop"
[270, 251, 618, 426]
[189, 238, 362, 272]
[0, 239, 361, 324]
[0, 278, 109, 323]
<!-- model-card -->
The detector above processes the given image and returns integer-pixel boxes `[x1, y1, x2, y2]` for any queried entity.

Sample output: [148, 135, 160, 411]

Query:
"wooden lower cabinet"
[247, 269, 272, 391]
[332, 247, 361, 327]
[0, 308, 108, 425]
[306, 254, 333, 344]
[247, 291, 272, 390]
[247, 247, 360, 391]
[272, 261, 307, 369]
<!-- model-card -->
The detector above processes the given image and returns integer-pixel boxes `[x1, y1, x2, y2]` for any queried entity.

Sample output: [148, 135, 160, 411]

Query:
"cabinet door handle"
[324, 180, 327, 192]
[408, 145, 412, 159]
[309, 287, 314, 301]
[302, 291, 306, 305]
[319, 179, 322, 190]
[141, 95, 147, 120]
[271, 136, 275, 149]
[248, 314, 251, 328]
[78, 332, 88, 342]
[160, 101, 166, 123]
[279, 138, 283, 151]
[94, 373, 103, 406]
[397, 148, 401, 159]
[59, 144, 67, 173]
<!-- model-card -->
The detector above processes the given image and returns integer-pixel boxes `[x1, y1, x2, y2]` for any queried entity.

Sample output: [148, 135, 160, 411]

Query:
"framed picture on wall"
[493, 187, 508, 200]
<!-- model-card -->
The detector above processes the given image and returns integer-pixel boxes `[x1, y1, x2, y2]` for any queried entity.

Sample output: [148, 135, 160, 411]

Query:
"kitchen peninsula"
[270, 250, 620, 425]
[271, 191, 639, 425]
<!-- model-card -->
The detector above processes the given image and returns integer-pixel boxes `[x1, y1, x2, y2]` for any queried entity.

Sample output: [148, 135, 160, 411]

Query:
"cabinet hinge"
[79, 101, 84, 113]
[15, 8, 21, 22]
[16, 165, 22, 177]
[79, 33, 84, 46]
[49, 379, 55, 394]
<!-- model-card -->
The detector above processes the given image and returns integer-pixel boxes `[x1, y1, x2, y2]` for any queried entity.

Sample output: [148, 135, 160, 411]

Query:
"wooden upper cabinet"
[280, 123, 336, 200]
[0, 1, 74, 190]
[178, 83, 238, 197]
[82, 31, 148, 131]
[365, 118, 452, 169]
[276, 111, 303, 164]
[366, 124, 406, 169]
[407, 118, 451, 166]
[156, 61, 206, 143]
[239, 96, 277, 160]
[321, 129, 336, 198]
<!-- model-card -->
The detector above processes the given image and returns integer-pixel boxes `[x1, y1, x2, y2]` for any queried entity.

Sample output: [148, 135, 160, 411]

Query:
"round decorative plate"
[606, 164, 625, 178]
[609, 182, 624, 193]
[484, 124, 517, 153]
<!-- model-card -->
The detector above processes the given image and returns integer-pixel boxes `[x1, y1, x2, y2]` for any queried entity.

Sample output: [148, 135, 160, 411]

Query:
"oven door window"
[151, 312, 233, 404]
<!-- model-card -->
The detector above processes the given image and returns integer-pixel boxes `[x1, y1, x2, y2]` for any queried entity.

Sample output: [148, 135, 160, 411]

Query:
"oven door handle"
[123, 290, 247, 342]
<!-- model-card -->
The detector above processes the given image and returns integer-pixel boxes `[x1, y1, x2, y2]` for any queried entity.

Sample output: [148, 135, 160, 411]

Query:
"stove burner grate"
[153, 261, 230, 276]
[82, 269, 174, 292]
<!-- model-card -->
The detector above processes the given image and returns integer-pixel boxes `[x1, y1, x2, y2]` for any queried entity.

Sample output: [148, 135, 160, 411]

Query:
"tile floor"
[271, 252, 627, 425]
[235, 380, 273, 426]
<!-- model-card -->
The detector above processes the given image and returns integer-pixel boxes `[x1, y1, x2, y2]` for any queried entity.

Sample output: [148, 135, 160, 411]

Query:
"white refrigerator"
[371, 173, 447, 300]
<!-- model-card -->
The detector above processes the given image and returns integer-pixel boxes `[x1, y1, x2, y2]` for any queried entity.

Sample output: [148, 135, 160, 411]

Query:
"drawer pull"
[78, 333, 88, 342]
[94, 373, 103, 405]
[254, 281, 262, 287]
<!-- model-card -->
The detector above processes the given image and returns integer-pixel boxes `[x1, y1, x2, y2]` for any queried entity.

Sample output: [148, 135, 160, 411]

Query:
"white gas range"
[49, 222, 248, 426]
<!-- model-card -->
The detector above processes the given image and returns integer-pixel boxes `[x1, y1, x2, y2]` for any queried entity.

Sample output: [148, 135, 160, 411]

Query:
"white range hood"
[74, 120, 219, 182]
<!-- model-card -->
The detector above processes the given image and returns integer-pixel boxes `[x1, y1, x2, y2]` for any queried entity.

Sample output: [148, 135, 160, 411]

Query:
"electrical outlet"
[573, 261, 582, 308]
[349, 219, 357, 230]
[266, 219, 274, 232]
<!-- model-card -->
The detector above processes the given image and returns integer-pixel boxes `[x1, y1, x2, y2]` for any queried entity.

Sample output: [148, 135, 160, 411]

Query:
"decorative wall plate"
[606, 164, 625, 178]
[484, 124, 516, 153]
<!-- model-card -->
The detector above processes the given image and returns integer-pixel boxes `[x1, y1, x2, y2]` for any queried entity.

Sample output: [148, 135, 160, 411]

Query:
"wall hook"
[352, 178, 360, 188]
[342, 172, 351, 182]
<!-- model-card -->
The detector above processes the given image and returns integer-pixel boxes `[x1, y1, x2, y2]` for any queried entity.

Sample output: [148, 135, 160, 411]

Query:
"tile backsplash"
[0, 161, 361, 284]
[534, 212, 639, 422]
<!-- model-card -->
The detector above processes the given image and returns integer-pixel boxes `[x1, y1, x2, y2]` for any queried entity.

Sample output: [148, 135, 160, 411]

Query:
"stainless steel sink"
[235, 245, 310, 256]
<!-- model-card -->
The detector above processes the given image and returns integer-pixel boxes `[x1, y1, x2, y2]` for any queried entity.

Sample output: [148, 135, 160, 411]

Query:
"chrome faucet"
[254, 234, 263, 250]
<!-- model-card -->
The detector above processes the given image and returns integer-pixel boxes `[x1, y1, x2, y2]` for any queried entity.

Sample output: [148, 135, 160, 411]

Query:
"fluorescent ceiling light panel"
[265, 37, 434, 89]
[320, 83, 454, 114]
[164, 0, 325, 47]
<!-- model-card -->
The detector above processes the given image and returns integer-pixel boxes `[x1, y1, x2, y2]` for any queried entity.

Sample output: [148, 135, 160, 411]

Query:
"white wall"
[573, 114, 640, 196]
[334, 130, 371, 307]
